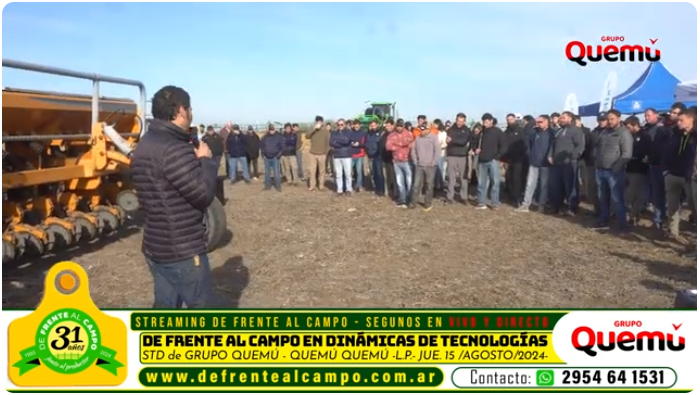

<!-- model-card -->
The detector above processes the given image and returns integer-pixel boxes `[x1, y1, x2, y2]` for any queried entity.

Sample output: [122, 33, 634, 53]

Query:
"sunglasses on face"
[337, 123, 345, 127]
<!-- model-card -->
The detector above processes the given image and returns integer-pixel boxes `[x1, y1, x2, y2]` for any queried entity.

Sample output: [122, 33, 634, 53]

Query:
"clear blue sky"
[2, 2, 697, 125]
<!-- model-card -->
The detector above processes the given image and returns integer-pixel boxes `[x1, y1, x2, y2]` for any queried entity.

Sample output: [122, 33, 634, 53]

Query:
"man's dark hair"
[405, 121, 412, 129]
[384, 119, 394, 126]
[315, 115, 324, 122]
[523, 115, 535, 123]
[456, 112, 466, 120]
[624, 115, 641, 127]
[396, 118, 404, 124]
[472, 122, 483, 131]
[538, 114, 551, 122]
[506, 113, 516, 118]
[671, 102, 687, 112]
[292, 123, 299, 128]
[561, 111, 575, 118]
[151, 86, 191, 121]
[645, 108, 658, 114]
[284, 122, 292, 128]
[206, 125, 214, 131]
[481, 113, 494, 121]
[572, 115, 581, 122]
[607, 109, 622, 118]
[682, 107, 697, 118]
[325, 122, 332, 126]
[352, 119, 361, 125]
[417, 115, 426, 121]
[550, 112, 560, 118]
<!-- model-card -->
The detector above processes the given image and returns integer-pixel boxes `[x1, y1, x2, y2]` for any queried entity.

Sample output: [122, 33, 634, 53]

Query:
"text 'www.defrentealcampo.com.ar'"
[139, 366, 444, 388]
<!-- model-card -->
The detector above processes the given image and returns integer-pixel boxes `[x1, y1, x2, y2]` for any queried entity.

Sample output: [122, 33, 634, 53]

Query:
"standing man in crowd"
[330, 119, 353, 196]
[244, 126, 260, 180]
[547, 111, 585, 216]
[410, 124, 441, 211]
[380, 119, 397, 199]
[516, 115, 555, 213]
[202, 125, 224, 171]
[476, 113, 507, 210]
[387, 119, 415, 208]
[593, 109, 633, 231]
[582, 113, 607, 215]
[131, 85, 217, 308]
[623, 116, 651, 225]
[444, 113, 471, 204]
[307, 116, 330, 192]
[226, 125, 251, 184]
[219, 122, 232, 178]
[280, 123, 299, 186]
[365, 120, 385, 196]
[662, 107, 696, 241]
[644, 108, 666, 230]
[350, 119, 368, 192]
[292, 124, 306, 181]
[260, 124, 285, 192]
[503, 113, 528, 207]
[522, 115, 536, 137]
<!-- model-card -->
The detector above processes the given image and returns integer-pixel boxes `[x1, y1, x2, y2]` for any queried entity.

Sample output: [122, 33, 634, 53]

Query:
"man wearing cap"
[280, 123, 300, 186]
[202, 125, 225, 174]
[386, 119, 415, 207]
[225, 125, 251, 184]
[349, 119, 368, 192]
[330, 119, 354, 196]
[244, 126, 261, 180]
[260, 124, 285, 191]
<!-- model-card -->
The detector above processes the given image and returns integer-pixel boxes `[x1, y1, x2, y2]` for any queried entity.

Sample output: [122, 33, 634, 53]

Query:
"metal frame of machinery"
[2, 59, 147, 263]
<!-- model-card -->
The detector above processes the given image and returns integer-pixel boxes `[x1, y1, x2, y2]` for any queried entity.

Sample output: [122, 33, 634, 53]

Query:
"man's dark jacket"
[281, 132, 298, 156]
[627, 130, 652, 174]
[244, 132, 261, 158]
[202, 133, 224, 157]
[644, 122, 666, 167]
[379, 131, 394, 163]
[260, 132, 285, 158]
[365, 129, 383, 158]
[131, 120, 217, 263]
[662, 128, 697, 179]
[478, 126, 508, 163]
[503, 124, 528, 164]
[582, 126, 601, 167]
[226, 132, 247, 158]
[445, 124, 471, 157]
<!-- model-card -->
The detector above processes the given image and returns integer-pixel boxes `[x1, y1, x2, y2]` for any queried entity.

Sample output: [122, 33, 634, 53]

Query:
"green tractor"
[355, 101, 396, 128]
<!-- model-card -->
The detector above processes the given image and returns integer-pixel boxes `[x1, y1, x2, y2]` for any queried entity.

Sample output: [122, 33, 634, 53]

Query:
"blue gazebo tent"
[578, 62, 695, 116]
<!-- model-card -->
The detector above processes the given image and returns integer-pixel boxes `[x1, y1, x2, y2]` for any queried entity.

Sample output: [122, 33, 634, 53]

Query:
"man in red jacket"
[386, 119, 415, 208]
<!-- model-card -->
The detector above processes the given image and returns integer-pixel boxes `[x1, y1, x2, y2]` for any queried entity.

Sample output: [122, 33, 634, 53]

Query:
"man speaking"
[131, 85, 218, 308]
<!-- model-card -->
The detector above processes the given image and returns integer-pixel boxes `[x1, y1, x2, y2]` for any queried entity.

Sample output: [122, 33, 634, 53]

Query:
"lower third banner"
[2, 262, 696, 392]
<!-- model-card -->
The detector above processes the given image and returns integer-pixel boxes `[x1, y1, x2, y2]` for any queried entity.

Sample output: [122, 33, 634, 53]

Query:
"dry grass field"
[2, 179, 696, 309]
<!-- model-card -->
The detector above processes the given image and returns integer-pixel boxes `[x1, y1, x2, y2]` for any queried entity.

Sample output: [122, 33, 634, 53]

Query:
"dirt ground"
[2, 179, 696, 309]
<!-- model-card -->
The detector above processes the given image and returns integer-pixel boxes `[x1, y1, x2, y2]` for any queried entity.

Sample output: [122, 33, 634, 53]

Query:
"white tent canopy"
[675, 80, 697, 102]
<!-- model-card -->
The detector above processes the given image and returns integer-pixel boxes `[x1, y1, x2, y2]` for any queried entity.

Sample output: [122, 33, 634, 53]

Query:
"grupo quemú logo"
[565, 37, 661, 67]
[571, 321, 685, 357]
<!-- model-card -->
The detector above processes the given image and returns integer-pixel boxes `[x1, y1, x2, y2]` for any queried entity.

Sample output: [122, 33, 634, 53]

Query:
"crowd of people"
[198, 105, 697, 251]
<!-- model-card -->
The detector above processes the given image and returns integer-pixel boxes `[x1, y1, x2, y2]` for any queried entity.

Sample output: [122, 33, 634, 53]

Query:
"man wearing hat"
[244, 125, 261, 180]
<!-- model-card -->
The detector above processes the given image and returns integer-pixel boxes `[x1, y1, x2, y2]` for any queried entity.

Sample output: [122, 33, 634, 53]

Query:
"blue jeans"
[522, 166, 550, 207]
[549, 162, 578, 211]
[596, 169, 627, 228]
[227, 156, 250, 181]
[352, 157, 364, 190]
[264, 157, 281, 189]
[435, 156, 446, 189]
[477, 160, 501, 206]
[145, 253, 216, 308]
[333, 157, 353, 193]
[394, 161, 413, 204]
[649, 167, 666, 226]
[370, 156, 385, 195]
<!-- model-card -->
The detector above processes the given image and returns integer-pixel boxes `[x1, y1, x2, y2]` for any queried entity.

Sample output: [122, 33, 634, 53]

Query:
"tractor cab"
[364, 102, 394, 121]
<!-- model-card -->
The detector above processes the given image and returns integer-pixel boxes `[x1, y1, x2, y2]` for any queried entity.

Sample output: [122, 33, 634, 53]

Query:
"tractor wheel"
[204, 198, 227, 252]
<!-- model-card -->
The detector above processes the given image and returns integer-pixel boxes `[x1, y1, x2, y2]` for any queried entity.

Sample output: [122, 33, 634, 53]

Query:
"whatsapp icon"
[536, 370, 554, 386]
